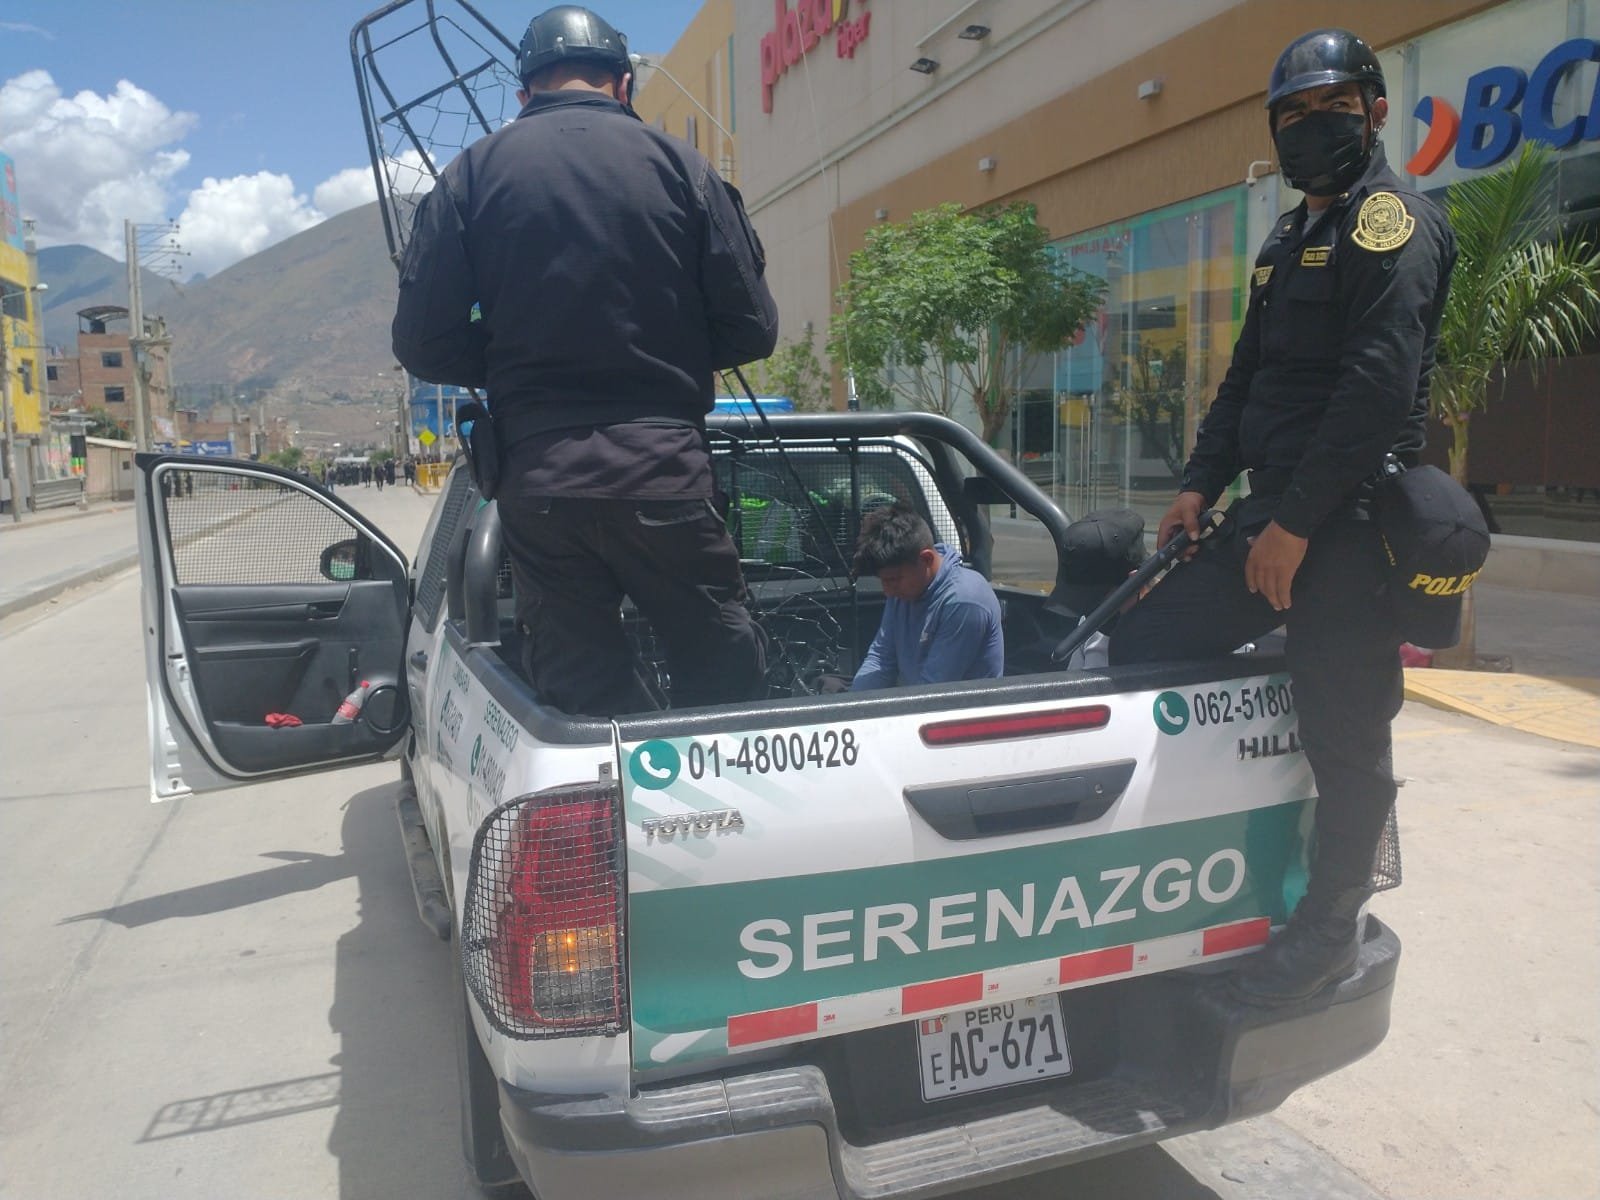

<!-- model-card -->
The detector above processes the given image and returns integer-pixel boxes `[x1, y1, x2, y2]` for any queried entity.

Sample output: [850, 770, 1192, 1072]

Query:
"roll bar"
[707, 411, 1074, 604]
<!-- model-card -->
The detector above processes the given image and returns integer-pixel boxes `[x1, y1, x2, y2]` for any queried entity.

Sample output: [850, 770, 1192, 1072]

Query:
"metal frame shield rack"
[351, 0, 522, 265]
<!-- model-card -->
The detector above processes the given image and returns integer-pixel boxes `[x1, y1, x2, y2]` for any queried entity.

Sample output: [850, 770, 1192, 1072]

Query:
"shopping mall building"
[635, 0, 1600, 554]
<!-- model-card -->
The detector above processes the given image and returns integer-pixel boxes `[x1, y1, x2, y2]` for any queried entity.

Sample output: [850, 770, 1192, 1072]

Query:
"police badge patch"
[1352, 192, 1415, 252]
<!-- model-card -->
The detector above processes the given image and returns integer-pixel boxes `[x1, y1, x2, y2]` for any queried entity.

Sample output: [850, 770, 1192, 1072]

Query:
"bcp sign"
[760, 0, 872, 114]
[1409, 38, 1600, 174]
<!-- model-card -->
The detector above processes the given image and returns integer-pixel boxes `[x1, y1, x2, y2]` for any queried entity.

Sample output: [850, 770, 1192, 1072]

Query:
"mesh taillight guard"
[461, 783, 627, 1039]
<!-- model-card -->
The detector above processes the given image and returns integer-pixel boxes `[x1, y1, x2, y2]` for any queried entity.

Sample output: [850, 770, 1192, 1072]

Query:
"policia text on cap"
[392, 5, 779, 719]
[1110, 30, 1457, 1004]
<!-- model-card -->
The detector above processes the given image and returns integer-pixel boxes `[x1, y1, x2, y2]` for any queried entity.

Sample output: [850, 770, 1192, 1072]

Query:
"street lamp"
[630, 53, 736, 179]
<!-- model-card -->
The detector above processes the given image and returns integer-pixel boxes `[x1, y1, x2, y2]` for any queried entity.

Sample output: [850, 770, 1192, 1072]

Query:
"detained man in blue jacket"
[850, 503, 1004, 690]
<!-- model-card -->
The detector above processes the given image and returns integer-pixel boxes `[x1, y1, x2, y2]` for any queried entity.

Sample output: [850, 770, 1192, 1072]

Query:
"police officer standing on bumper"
[1111, 30, 1456, 1003]
[393, 5, 779, 718]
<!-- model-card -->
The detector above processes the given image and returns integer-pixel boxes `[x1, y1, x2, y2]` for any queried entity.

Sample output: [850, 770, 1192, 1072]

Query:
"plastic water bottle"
[332, 680, 372, 726]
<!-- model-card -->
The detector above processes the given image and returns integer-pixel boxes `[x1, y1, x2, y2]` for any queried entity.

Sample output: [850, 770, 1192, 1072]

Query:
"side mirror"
[320, 539, 361, 582]
[962, 475, 1011, 506]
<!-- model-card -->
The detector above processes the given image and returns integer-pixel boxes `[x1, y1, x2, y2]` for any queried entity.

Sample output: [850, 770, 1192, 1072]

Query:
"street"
[1, 486, 1595, 1200]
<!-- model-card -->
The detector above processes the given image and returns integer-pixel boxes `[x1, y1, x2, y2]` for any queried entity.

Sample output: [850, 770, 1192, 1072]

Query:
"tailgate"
[620, 672, 1313, 1072]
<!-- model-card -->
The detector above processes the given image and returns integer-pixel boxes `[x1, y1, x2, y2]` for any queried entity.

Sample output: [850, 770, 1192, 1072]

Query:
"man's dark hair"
[522, 60, 622, 92]
[853, 502, 935, 576]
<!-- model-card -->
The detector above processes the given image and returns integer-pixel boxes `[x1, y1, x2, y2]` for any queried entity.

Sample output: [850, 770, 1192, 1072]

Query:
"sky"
[0, 0, 701, 278]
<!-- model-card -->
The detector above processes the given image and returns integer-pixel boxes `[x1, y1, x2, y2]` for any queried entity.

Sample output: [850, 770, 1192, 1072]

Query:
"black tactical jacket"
[1181, 144, 1457, 536]
[392, 90, 778, 441]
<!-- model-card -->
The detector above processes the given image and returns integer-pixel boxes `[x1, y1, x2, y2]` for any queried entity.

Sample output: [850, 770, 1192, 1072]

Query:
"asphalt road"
[2, 485, 1592, 1200]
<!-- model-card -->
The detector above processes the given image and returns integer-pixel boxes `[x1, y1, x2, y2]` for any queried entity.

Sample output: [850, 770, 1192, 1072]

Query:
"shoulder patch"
[1253, 265, 1274, 287]
[1352, 192, 1415, 252]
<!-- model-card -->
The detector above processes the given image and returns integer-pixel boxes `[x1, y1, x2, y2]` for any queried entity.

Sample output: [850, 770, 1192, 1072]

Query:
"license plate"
[916, 993, 1072, 1102]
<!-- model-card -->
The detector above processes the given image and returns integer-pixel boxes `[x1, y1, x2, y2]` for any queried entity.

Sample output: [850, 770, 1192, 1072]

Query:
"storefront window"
[1017, 187, 1247, 530]
[1374, 0, 1600, 542]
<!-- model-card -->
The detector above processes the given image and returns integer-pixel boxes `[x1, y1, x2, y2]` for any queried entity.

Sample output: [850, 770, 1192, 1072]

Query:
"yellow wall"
[632, 0, 739, 184]
[0, 239, 43, 436]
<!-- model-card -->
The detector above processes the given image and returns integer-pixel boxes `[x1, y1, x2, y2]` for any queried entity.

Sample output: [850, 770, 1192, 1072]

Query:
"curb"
[1404, 668, 1600, 749]
[0, 503, 135, 535]
[0, 550, 140, 620]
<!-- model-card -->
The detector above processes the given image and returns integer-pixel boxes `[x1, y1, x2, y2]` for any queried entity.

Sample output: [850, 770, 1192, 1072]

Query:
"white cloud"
[3, 69, 437, 276]
[0, 69, 194, 254]
[313, 166, 379, 216]
[175, 172, 324, 277]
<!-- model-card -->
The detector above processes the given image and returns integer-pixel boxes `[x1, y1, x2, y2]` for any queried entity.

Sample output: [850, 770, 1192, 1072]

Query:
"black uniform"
[1111, 144, 1456, 897]
[393, 89, 779, 717]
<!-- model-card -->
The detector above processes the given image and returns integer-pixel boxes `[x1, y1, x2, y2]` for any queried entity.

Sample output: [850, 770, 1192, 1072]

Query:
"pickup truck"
[132, 410, 1400, 1198]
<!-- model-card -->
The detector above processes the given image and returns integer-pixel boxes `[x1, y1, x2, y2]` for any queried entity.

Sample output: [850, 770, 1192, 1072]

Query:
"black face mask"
[1274, 110, 1372, 196]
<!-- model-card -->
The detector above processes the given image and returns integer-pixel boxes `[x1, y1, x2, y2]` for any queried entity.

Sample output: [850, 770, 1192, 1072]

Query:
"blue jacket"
[852, 546, 1004, 689]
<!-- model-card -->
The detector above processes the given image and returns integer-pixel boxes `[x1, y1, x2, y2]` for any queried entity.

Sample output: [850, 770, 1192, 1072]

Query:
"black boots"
[1232, 887, 1371, 1005]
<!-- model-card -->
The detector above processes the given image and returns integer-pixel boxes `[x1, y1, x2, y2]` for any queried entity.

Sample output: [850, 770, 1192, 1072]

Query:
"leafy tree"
[263, 447, 306, 471]
[1430, 144, 1600, 666]
[371, 447, 396, 464]
[829, 202, 1105, 446]
[85, 408, 131, 441]
[1434, 142, 1600, 486]
[755, 328, 832, 411]
[1120, 341, 1188, 476]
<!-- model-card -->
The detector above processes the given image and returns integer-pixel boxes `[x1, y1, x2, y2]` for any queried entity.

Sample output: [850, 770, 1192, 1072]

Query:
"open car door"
[135, 455, 411, 800]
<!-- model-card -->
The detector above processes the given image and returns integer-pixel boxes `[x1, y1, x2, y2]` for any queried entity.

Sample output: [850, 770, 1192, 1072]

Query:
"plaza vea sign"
[1410, 38, 1600, 174]
[760, 0, 871, 114]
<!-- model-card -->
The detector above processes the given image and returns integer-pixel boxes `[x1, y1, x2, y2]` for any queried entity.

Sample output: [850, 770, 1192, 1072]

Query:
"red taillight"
[461, 784, 625, 1038]
[919, 705, 1111, 747]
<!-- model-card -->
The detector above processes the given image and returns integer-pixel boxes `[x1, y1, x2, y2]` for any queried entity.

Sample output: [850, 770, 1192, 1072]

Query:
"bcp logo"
[1408, 38, 1600, 175]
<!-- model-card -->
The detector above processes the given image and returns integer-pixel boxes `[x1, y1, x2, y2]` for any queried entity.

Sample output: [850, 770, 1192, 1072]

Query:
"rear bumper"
[500, 916, 1399, 1200]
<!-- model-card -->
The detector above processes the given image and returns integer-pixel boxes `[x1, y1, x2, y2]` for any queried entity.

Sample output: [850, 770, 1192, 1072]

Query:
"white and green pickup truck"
[133, 411, 1399, 1199]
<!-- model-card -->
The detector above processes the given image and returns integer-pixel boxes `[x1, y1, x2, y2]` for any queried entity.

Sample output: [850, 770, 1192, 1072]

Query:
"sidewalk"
[0, 504, 141, 620]
[0, 488, 436, 621]
[1401, 584, 1600, 750]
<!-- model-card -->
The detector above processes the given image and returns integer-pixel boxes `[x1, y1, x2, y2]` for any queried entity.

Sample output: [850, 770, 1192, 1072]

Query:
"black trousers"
[498, 496, 766, 717]
[1109, 506, 1401, 897]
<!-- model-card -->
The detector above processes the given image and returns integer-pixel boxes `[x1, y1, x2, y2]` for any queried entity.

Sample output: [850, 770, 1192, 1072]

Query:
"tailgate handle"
[904, 760, 1136, 840]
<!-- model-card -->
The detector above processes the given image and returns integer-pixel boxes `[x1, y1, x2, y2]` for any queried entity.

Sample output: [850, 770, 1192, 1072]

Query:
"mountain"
[37, 202, 398, 398]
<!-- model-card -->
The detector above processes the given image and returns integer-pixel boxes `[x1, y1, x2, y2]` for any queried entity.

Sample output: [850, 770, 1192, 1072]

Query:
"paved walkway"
[0, 487, 436, 620]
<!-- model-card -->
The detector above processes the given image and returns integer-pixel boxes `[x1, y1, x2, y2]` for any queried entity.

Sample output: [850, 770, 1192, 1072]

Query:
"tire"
[451, 920, 530, 1196]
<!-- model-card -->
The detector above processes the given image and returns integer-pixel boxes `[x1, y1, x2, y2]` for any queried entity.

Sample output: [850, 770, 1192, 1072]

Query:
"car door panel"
[136, 456, 413, 799]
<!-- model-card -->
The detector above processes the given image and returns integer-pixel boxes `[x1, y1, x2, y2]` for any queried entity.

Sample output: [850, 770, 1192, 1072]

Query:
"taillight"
[461, 784, 626, 1038]
[919, 705, 1111, 746]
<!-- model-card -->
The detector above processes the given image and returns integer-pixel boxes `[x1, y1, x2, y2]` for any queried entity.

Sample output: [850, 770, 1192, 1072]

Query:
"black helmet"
[517, 6, 631, 91]
[1266, 28, 1384, 111]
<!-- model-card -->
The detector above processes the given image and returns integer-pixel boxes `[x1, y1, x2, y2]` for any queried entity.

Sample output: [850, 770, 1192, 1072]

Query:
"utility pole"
[1, 316, 20, 523]
[123, 219, 186, 453]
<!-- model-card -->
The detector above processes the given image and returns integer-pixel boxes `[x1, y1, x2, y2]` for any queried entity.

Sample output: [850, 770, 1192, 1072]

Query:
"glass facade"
[1010, 186, 1248, 530]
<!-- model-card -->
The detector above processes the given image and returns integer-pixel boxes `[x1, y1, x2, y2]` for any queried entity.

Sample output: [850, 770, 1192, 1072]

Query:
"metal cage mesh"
[1370, 804, 1402, 893]
[353, 1, 521, 263]
[417, 467, 473, 627]
[159, 468, 354, 586]
[460, 789, 626, 1039]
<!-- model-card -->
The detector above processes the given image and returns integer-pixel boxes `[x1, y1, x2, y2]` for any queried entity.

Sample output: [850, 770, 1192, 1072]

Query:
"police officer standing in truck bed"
[393, 5, 779, 718]
[1111, 30, 1456, 1004]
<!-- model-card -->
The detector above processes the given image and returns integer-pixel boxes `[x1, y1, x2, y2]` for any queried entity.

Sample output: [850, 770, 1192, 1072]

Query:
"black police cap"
[1376, 466, 1490, 650]
[1055, 508, 1147, 617]
[518, 5, 631, 88]
[1266, 28, 1385, 111]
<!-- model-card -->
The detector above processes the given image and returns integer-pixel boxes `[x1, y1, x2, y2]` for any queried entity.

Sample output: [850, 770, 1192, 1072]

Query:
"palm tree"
[1431, 142, 1600, 666]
